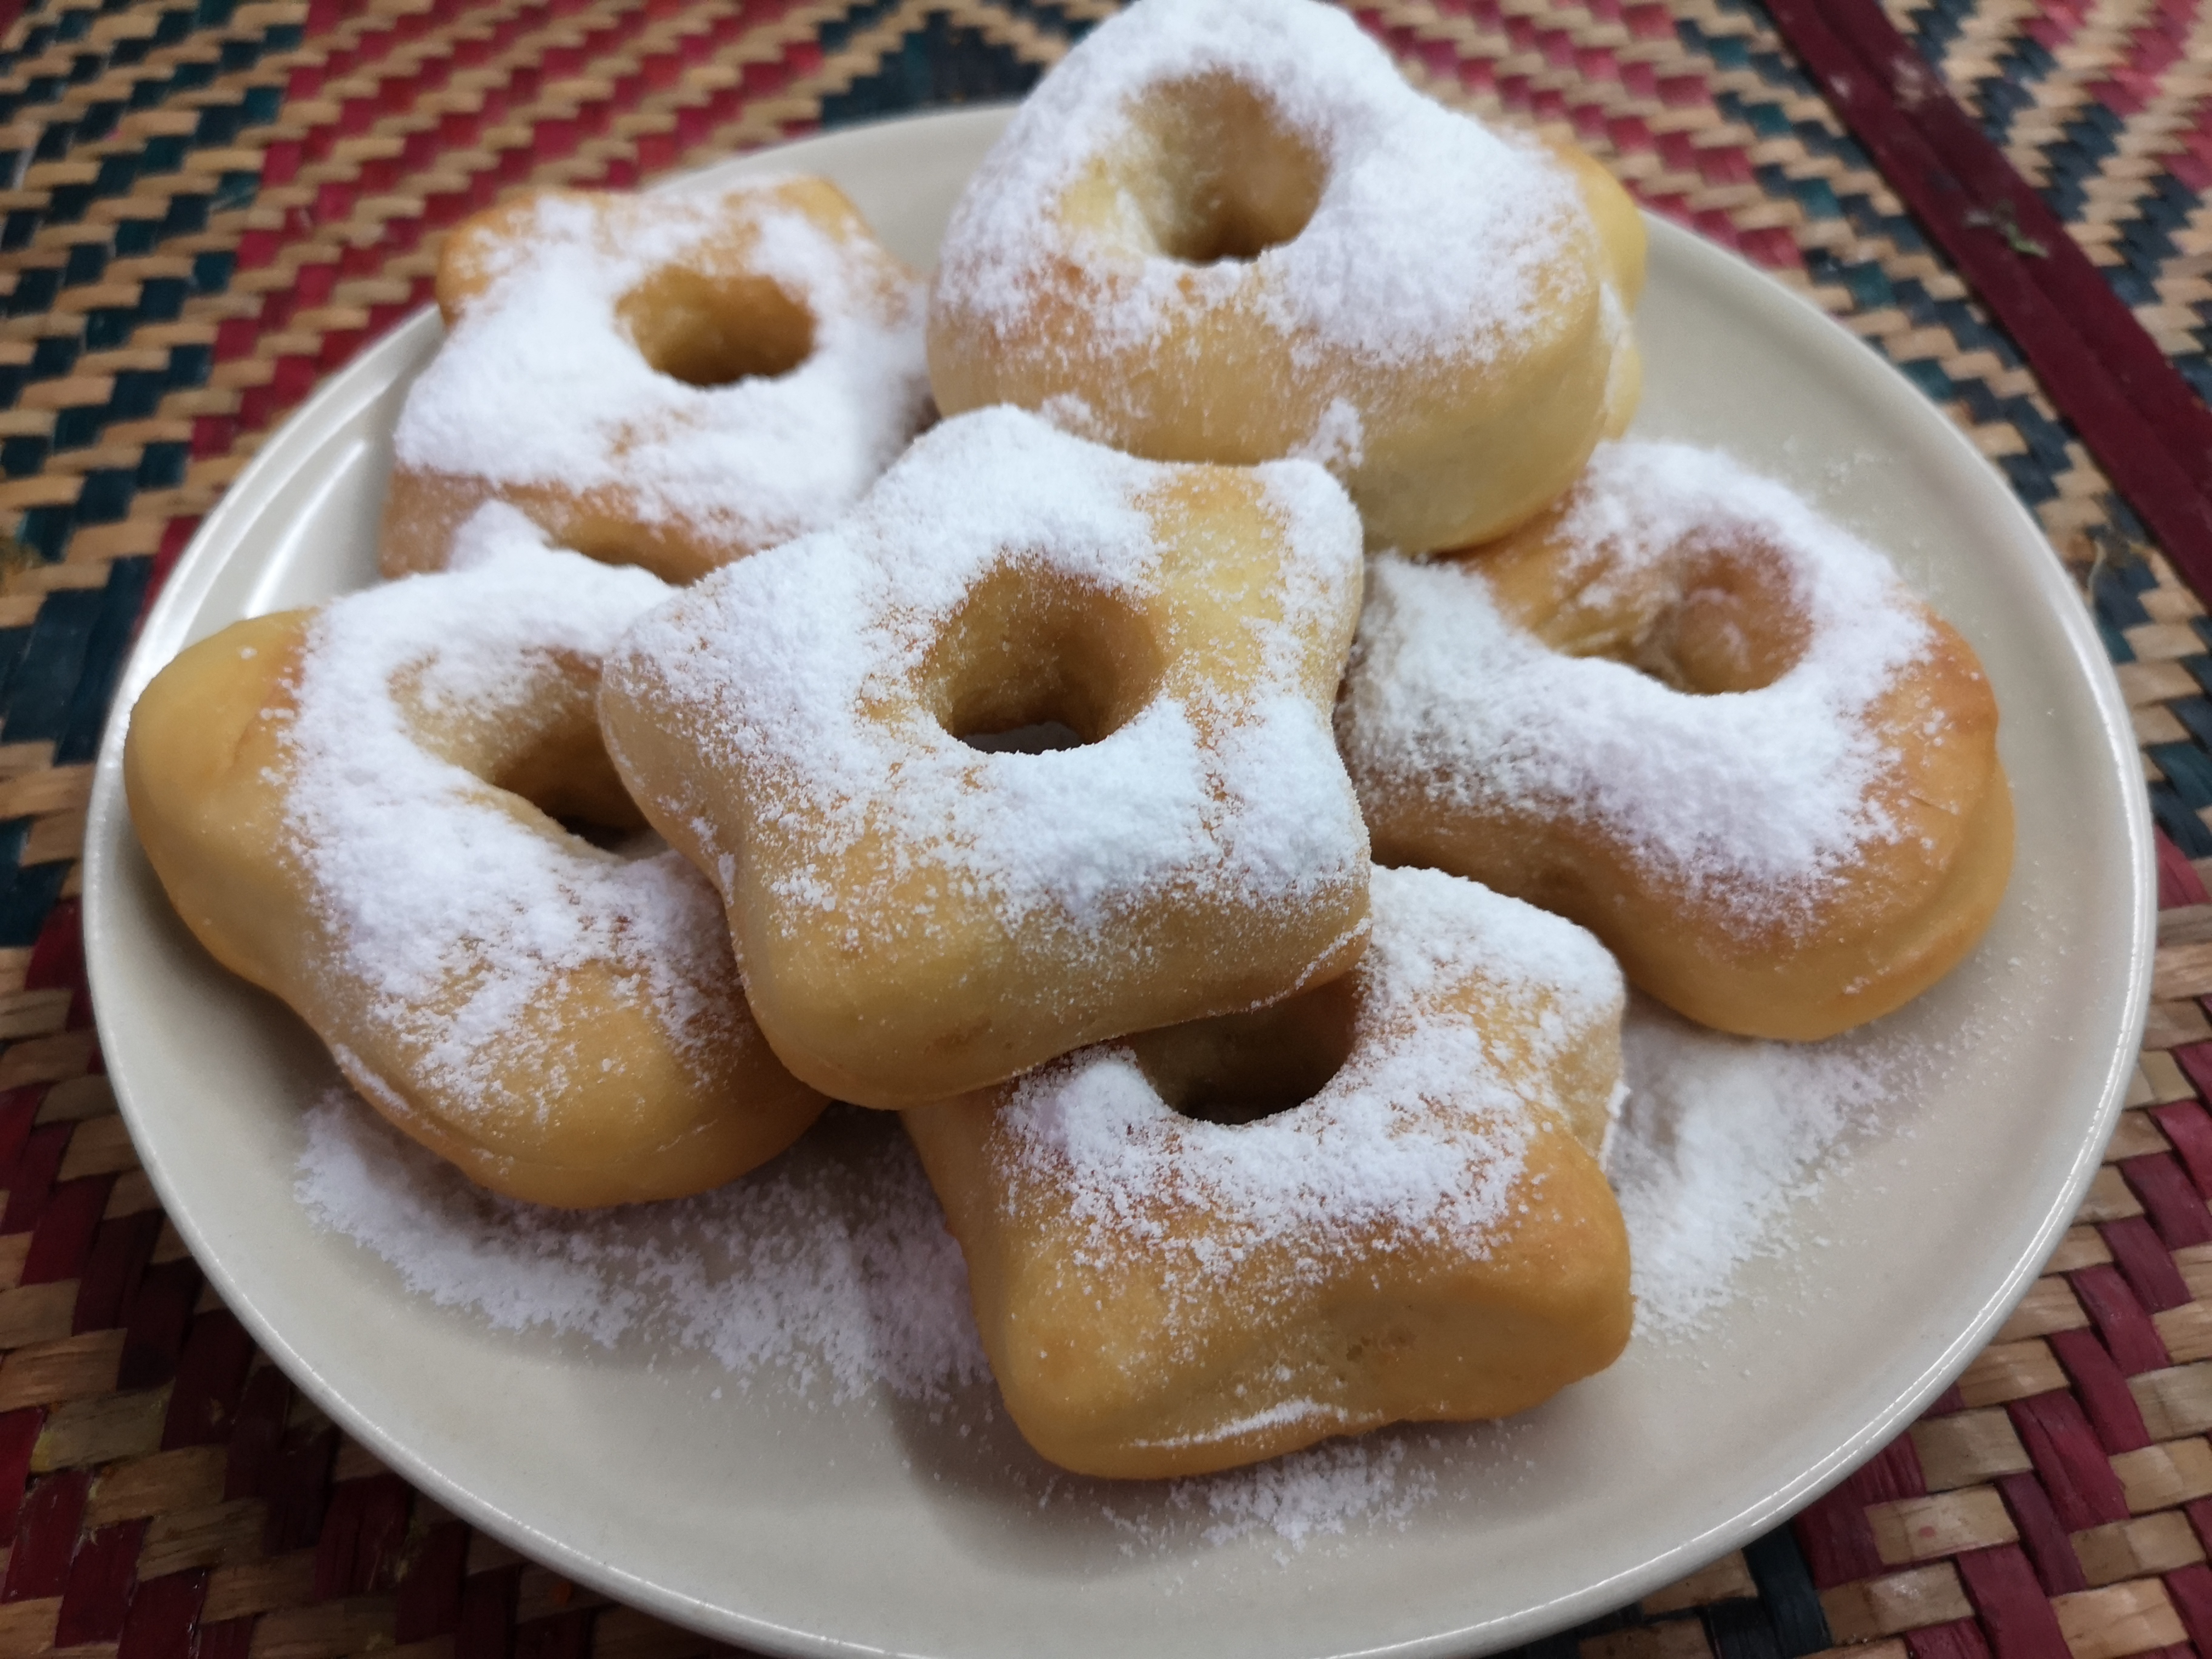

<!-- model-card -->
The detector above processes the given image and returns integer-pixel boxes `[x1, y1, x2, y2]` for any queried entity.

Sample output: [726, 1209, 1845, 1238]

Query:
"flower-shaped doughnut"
[600, 407, 1372, 1108]
[903, 864, 1632, 1478]
[125, 508, 826, 1206]
[382, 178, 931, 584]
[927, 0, 1641, 554]
[1339, 441, 2013, 1041]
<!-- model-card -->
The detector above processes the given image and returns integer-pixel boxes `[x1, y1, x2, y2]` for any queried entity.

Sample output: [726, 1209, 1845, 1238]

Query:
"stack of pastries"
[122, 0, 2012, 1479]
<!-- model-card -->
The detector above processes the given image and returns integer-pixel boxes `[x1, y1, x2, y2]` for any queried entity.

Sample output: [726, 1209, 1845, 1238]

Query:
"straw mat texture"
[0, 2, 2196, 1658]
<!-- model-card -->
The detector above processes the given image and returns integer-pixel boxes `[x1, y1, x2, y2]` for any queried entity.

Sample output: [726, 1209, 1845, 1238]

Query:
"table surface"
[0, 2, 2202, 1658]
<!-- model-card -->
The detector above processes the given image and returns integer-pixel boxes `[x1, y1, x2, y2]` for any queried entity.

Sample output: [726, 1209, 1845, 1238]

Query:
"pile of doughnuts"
[122, 0, 2011, 1480]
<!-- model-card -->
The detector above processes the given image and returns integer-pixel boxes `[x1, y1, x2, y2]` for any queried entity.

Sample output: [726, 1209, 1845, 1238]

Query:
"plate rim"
[80, 101, 2157, 1659]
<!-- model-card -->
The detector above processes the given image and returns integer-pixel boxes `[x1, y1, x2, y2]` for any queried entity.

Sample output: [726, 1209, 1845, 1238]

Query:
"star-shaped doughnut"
[600, 407, 1372, 1107]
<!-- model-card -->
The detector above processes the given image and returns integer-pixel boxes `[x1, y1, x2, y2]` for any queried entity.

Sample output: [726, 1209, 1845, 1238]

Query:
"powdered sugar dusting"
[1340, 441, 1939, 934]
[393, 182, 930, 553]
[605, 406, 1368, 936]
[285, 506, 740, 1116]
[1109, 1437, 1439, 1557]
[933, 0, 1585, 368]
[1612, 998, 1900, 1337]
[296, 1094, 987, 1401]
[1292, 398, 1365, 472]
[995, 866, 1621, 1295]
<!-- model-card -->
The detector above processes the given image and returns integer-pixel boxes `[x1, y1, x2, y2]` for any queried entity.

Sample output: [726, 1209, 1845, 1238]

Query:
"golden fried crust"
[125, 611, 826, 1207]
[903, 868, 1632, 1478]
[910, 1116, 1629, 1479]
[1551, 139, 1647, 309]
[125, 612, 312, 994]
[380, 469, 734, 591]
[1548, 138, 1647, 441]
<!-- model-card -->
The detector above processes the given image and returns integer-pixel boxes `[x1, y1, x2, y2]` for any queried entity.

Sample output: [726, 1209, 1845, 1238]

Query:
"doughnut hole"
[921, 568, 1165, 752]
[1117, 75, 1324, 265]
[396, 653, 648, 842]
[617, 266, 815, 388]
[1490, 534, 1811, 695]
[1634, 546, 1811, 693]
[1129, 978, 1357, 1126]
[960, 721, 1087, 756]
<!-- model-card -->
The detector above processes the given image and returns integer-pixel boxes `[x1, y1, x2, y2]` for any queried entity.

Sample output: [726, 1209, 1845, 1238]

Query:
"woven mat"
[0, 1, 2194, 1657]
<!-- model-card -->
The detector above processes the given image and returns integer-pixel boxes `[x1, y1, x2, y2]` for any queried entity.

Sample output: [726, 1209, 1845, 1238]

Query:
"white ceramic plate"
[83, 106, 2152, 1659]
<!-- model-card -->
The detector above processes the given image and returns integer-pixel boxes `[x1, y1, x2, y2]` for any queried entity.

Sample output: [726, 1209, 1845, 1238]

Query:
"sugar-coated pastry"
[599, 406, 1372, 1110]
[903, 864, 1632, 1479]
[1548, 137, 1646, 440]
[926, 0, 1641, 554]
[125, 507, 827, 1207]
[382, 178, 931, 584]
[1339, 441, 2013, 1041]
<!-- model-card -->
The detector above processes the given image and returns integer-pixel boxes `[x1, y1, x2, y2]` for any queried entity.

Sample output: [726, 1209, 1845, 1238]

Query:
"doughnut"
[599, 405, 1372, 1110]
[124, 506, 827, 1207]
[925, 0, 1640, 555]
[1549, 137, 1647, 441]
[1338, 441, 2014, 1042]
[902, 864, 1632, 1479]
[381, 177, 931, 585]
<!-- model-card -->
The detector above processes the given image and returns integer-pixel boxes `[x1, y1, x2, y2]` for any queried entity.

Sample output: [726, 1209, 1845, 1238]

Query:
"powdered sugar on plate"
[931, 0, 1586, 369]
[392, 180, 930, 555]
[1339, 440, 1941, 936]
[1612, 997, 1904, 1338]
[1106, 1436, 1439, 1560]
[296, 1094, 988, 1402]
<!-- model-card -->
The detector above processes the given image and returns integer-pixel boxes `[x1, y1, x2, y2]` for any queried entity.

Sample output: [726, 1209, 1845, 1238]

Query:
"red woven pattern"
[1774, 923, 2212, 1659]
[0, 3, 2196, 1659]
